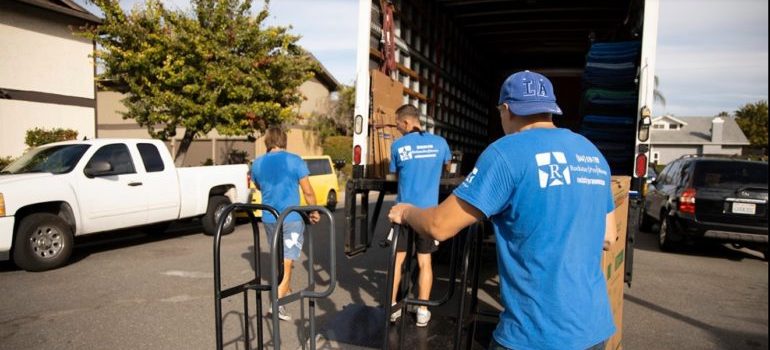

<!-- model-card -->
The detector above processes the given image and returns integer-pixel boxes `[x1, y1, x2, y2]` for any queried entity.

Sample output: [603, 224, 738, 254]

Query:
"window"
[305, 159, 332, 176]
[693, 161, 768, 187]
[652, 123, 666, 129]
[651, 151, 660, 164]
[2, 144, 89, 174]
[85, 144, 135, 176]
[669, 160, 683, 185]
[137, 143, 165, 172]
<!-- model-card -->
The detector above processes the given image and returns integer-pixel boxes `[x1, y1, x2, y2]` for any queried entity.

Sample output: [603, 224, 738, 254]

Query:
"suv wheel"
[658, 214, 680, 252]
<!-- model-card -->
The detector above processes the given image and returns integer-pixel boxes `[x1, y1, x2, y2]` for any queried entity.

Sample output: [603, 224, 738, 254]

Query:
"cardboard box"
[602, 176, 630, 350]
[368, 70, 404, 178]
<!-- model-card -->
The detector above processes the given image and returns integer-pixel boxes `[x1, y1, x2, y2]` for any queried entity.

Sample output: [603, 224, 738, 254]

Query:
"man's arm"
[389, 194, 485, 241]
[299, 176, 320, 223]
[604, 209, 618, 251]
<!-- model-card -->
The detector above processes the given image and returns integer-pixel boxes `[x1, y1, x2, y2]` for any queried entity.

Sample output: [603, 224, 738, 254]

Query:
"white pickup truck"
[0, 139, 249, 271]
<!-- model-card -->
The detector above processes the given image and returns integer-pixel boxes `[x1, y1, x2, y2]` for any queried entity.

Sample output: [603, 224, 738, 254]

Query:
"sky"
[75, 0, 768, 118]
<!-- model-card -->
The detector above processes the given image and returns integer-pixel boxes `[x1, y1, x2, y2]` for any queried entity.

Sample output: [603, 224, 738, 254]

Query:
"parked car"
[646, 165, 658, 184]
[0, 139, 250, 271]
[249, 155, 340, 216]
[642, 155, 768, 259]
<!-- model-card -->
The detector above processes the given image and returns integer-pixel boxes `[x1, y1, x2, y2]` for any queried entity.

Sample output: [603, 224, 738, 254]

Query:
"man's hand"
[388, 203, 415, 225]
[308, 210, 321, 224]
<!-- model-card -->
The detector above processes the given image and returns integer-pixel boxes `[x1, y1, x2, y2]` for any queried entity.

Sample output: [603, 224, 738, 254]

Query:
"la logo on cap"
[522, 79, 549, 97]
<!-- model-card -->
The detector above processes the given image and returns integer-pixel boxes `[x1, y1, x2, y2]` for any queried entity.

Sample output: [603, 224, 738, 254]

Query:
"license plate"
[732, 202, 756, 215]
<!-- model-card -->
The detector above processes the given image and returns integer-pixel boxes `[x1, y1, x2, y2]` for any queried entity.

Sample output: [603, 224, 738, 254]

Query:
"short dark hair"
[396, 104, 420, 121]
[264, 127, 287, 150]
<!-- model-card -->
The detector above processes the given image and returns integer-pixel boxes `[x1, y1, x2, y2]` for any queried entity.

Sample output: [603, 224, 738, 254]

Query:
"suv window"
[306, 159, 332, 176]
[659, 160, 678, 185]
[86, 144, 136, 176]
[693, 161, 768, 187]
[137, 143, 165, 172]
[669, 160, 684, 185]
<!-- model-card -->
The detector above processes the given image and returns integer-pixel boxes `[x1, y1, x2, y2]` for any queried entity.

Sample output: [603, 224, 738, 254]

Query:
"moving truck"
[345, 0, 659, 347]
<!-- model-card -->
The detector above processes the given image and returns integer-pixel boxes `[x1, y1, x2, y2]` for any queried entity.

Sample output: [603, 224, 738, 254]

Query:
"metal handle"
[128, 182, 142, 186]
[214, 203, 280, 350]
[270, 205, 337, 350]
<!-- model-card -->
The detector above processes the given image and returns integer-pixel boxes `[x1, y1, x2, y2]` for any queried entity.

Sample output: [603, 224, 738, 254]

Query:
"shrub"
[0, 156, 16, 169]
[322, 136, 353, 180]
[25, 128, 79, 148]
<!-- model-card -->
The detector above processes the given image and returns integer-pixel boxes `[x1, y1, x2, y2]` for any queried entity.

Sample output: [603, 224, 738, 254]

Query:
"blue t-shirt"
[251, 150, 309, 223]
[390, 131, 451, 208]
[453, 128, 616, 350]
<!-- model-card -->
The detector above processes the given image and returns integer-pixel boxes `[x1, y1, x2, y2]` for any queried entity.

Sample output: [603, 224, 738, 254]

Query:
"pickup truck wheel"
[658, 215, 680, 252]
[202, 196, 234, 236]
[325, 190, 337, 212]
[13, 213, 73, 272]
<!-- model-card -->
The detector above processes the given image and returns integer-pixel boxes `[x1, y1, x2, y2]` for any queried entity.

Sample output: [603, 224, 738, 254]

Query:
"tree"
[81, 0, 316, 165]
[653, 75, 666, 107]
[734, 100, 768, 154]
[310, 84, 355, 143]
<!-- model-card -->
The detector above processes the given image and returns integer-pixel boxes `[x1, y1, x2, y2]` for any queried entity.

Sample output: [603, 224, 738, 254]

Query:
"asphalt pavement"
[0, 200, 767, 350]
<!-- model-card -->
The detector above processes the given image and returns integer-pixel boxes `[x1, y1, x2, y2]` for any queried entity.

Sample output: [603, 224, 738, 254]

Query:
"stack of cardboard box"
[604, 176, 630, 350]
[368, 70, 403, 179]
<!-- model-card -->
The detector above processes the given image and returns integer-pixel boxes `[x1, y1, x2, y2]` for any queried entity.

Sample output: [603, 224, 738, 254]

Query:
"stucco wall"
[0, 99, 95, 156]
[297, 77, 332, 117]
[0, 3, 96, 157]
[0, 4, 94, 98]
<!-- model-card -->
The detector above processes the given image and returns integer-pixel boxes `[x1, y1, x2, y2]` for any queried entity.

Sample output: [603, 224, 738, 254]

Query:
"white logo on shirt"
[463, 167, 479, 186]
[398, 145, 413, 161]
[535, 152, 571, 188]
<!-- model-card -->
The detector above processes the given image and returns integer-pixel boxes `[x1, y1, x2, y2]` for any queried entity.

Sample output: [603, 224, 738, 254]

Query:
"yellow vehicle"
[248, 155, 340, 217]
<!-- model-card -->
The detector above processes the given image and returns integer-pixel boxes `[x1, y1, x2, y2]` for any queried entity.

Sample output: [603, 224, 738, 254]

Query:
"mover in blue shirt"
[252, 127, 320, 321]
[388, 71, 618, 350]
[389, 104, 451, 327]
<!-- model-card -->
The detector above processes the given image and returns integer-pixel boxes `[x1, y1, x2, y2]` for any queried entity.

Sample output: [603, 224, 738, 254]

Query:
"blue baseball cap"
[498, 70, 563, 116]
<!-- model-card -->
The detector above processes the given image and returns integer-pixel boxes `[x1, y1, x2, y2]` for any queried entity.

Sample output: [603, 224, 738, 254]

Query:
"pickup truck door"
[135, 142, 180, 223]
[76, 143, 148, 233]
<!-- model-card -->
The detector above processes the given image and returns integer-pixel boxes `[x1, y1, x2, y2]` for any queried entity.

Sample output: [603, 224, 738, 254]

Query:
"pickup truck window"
[1, 144, 90, 175]
[137, 143, 165, 172]
[85, 144, 136, 176]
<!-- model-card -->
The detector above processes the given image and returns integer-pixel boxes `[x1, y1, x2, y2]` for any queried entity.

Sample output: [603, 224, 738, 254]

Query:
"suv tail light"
[679, 188, 696, 214]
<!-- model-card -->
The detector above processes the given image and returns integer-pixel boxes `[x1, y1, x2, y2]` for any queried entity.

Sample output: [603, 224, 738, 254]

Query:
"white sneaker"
[268, 304, 292, 321]
[416, 308, 431, 327]
[389, 303, 402, 323]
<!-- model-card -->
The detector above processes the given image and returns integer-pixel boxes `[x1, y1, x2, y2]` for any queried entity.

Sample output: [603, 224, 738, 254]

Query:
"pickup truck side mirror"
[84, 160, 113, 178]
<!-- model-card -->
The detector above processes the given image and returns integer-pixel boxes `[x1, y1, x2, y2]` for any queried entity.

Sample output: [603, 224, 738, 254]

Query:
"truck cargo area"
[354, 0, 653, 178]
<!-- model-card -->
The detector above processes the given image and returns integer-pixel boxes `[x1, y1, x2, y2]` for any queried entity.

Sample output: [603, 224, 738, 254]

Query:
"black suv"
[643, 156, 768, 258]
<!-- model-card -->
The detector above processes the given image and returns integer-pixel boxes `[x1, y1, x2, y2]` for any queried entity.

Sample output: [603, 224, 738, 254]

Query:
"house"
[649, 115, 750, 165]
[97, 55, 340, 166]
[0, 0, 100, 157]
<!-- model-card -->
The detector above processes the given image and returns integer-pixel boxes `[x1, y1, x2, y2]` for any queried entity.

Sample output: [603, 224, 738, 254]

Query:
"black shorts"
[395, 227, 439, 254]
